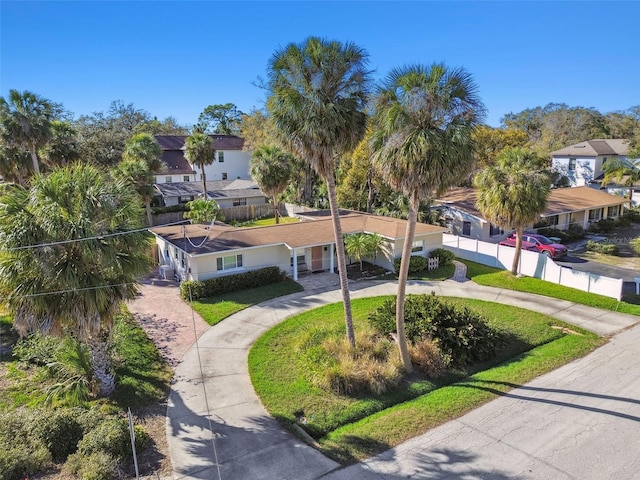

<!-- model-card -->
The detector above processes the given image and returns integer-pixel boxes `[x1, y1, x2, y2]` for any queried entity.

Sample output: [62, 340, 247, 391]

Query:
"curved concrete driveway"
[166, 279, 639, 480]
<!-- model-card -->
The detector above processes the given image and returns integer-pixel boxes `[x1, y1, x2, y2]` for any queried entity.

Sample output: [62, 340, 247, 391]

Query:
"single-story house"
[154, 179, 268, 208]
[151, 210, 447, 281]
[434, 186, 630, 242]
[154, 135, 251, 183]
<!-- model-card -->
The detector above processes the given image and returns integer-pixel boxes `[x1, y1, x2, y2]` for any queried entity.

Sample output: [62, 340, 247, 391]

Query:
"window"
[165, 176, 172, 183]
[181, 252, 185, 268]
[568, 158, 576, 171]
[462, 221, 471, 236]
[290, 254, 305, 266]
[233, 197, 247, 206]
[602, 157, 608, 165]
[222, 172, 228, 180]
[218, 151, 224, 163]
[217, 254, 243, 271]
[183, 176, 190, 182]
[411, 240, 424, 252]
[608, 205, 621, 218]
[178, 196, 194, 204]
[489, 224, 502, 236]
[588, 208, 603, 222]
[546, 215, 559, 226]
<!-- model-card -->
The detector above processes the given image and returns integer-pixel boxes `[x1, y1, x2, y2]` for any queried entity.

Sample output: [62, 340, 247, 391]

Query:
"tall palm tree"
[370, 64, 485, 371]
[602, 156, 640, 205]
[0, 89, 55, 175]
[475, 147, 551, 275]
[0, 163, 153, 397]
[250, 145, 294, 223]
[184, 128, 215, 200]
[267, 37, 371, 347]
[122, 133, 164, 226]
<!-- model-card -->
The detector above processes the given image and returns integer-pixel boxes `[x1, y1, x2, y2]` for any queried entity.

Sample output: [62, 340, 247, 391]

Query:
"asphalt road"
[556, 255, 639, 296]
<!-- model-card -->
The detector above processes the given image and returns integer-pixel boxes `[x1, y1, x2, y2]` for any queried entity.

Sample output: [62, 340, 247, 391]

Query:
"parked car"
[500, 232, 568, 259]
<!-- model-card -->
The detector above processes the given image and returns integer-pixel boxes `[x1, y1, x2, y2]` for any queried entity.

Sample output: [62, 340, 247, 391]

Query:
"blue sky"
[2, 1, 638, 128]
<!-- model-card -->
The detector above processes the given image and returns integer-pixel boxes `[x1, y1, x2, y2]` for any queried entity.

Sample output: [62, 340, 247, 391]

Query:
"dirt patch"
[551, 325, 584, 336]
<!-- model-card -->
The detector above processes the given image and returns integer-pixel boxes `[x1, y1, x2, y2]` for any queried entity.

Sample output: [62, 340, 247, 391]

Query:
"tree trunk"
[326, 174, 355, 347]
[366, 176, 375, 213]
[395, 193, 417, 373]
[88, 332, 115, 397]
[512, 226, 523, 276]
[304, 163, 314, 204]
[145, 200, 153, 227]
[29, 145, 40, 175]
[201, 165, 208, 200]
[273, 194, 280, 224]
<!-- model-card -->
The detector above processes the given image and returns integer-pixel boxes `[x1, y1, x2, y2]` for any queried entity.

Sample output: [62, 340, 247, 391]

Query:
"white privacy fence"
[443, 234, 623, 301]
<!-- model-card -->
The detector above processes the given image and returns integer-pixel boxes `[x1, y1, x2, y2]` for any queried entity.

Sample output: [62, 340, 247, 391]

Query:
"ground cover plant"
[462, 259, 640, 314]
[249, 295, 602, 462]
[0, 308, 171, 479]
[190, 279, 303, 326]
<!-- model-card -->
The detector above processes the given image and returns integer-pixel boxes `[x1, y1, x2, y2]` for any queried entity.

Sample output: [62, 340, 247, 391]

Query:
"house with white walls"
[151, 210, 447, 282]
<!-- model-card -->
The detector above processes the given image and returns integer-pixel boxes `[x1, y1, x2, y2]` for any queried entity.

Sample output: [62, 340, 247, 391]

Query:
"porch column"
[583, 211, 589, 230]
[329, 244, 335, 273]
[292, 248, 298, 281]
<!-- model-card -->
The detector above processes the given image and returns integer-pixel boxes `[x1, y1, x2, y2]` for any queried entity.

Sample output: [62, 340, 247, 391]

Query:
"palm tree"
[250, 145, 294, 223]
[475, 147, 551, 275]
[266, 37, 371, 347]
[0, 89, 55, 175]
[184, 198, 223, 224]
[184, 127, 216, 200]
[344, 232, 383, 271]
[122, 133, 164, 226]
[370, 64, 485, 371]
[602, 156, 640, 205]
[0, 163, 153, 397]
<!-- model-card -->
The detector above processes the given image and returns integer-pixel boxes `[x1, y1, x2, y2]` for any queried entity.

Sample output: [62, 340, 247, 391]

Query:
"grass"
[249, 295, 602, 462]
[234, 216, 300, 227]
[377, 264, 456, 282]
[462, 259, 640, 315]
[191, 279, 304, 326]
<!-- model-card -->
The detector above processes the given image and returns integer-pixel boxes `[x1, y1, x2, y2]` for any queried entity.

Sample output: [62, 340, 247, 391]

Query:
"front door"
[311, 246, 323, 271]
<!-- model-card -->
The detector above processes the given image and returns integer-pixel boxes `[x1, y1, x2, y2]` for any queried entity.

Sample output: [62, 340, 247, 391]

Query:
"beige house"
[434, 186, 630, 242]
[151, 210, 447, 281]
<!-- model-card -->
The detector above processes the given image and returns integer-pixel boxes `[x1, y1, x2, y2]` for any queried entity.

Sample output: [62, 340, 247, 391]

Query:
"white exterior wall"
[213, 195, 268, 209]
[155, 173, 196, 184]
[192, 150, 251, 181]
[191, 245, 291, 281]
[552, 156, 596, 187]
[389, 232, 444, 271]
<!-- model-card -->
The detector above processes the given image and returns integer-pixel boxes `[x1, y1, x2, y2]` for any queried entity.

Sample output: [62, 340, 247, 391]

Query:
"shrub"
[630, 237, 640, 255]
[429, 248, 455, 267]
[12, 333, 60, 366]
[566, 223, 586, 241]
[76, 417, 132, 460]
[181, 266, 286, 300]
[537, 227, 569, 243]
[616, 214, 632, 227]
[64, 451, 118, 480]
[31, 409, 84, 462]
[409, 338, 447, 378]
[0, 410, 51, 480]
[589, 218, 616, 234]
[393, 255, 427, 274]
[586, 240, 619, 256]
[368, 293, 503, 368]
[151, 204, 188, 214]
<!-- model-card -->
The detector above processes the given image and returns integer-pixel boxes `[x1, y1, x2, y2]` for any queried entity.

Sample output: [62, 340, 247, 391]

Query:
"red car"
[500, 233, 568, 259]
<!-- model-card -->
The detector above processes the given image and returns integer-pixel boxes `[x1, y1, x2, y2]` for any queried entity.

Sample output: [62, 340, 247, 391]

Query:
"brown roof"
[152, 211, 446, 255]
[435, 186, 629, 219]
[550, 139, 629, 157]
[157, 150, 195, 175]
[155, 135, 245, 151]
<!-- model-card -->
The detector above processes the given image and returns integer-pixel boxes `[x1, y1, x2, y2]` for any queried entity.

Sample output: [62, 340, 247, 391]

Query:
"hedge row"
[180, 266, 286, 300]
[586, 240, 619, 256]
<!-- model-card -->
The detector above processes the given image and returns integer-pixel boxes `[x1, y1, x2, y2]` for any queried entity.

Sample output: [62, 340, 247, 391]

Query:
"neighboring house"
[154, 179, 268, 207]
[434, 186, 629, 242]
[151, 210, 447, 281]
[550, 138, 629, 188]
[154, 135, 251, 183]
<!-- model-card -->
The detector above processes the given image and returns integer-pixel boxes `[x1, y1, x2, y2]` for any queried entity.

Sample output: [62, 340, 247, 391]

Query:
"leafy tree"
[337, 128, 380, 213]
[240, 108, 278, 152]
[135, 116, 188, 135]
[472, 125, 528, 168]
[602, 156, 640, 204]
[198, 103, 244, 135]
[184, 127, 216, 200]
[250, 145, 294, 223]
[41, 120, 80, 168]
[0, 163, 153, 397]
[0, 89, 56, 175]
[0, 144, 31, 185]
[267, 37, 372, 347]
[184, 198, 223, 224]
[370, 63, 484, 372]
[475, 147, 551, 275]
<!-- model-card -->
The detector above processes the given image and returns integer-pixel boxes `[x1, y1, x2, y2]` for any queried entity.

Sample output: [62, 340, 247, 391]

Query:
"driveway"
[556, 255, 640, 296]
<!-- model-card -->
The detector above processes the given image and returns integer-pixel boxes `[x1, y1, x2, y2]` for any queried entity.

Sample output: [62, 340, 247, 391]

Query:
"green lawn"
[376, 264, 455, 282]
[249, 296, 602, 462]
[462, 259, 640, 315]
[191, 279, 304, 326]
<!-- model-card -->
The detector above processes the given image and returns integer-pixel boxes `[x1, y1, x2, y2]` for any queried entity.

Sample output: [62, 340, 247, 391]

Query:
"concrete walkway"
[166, 279, 639, 479]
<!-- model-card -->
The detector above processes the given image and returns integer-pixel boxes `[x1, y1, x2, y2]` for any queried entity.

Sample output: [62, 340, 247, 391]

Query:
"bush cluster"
[0, 408, 148, 480]
[181, 266, 286, 300]
[630, 236, 640, 255]
[589, 218, 616, 234]
[151, 204, 188, 214]
[537, 224, 585, 243]
[429, 248, 455, 267]
[393, 255, 427, 274]
[586, 240, 619, 256]
[368, 293, 503, 368]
